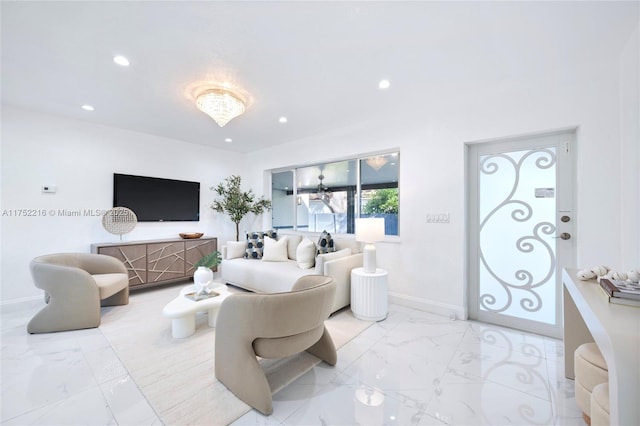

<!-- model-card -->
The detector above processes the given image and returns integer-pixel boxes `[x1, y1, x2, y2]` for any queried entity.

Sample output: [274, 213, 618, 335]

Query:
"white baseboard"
[389, 292, 467, 320]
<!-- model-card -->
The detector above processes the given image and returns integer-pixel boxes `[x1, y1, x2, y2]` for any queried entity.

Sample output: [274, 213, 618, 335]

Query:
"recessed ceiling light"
[225, 138, 232, 143]
[279, 117, 288, 123]
[81, 105, 94, 111]
[378, 79, 390, 89]
[113, 55, 130, 66]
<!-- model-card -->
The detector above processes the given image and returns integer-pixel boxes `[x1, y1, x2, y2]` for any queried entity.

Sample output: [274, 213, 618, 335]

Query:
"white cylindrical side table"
[351, 267, 388, 321]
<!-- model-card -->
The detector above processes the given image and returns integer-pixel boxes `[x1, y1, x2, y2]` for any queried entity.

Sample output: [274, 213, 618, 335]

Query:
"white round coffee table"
[162, 284, 231, 338]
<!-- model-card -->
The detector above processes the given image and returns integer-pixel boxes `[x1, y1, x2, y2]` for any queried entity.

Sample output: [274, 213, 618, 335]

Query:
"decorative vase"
[193, 266, 213, 293]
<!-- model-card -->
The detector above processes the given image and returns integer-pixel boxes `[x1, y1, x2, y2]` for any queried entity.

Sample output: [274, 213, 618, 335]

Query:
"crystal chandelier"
[366, 156, 388, 171]
[196, 89, 246, 127]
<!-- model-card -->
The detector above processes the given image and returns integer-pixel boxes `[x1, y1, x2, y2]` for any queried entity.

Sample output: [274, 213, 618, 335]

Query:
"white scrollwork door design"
[468, 132, 575, 338]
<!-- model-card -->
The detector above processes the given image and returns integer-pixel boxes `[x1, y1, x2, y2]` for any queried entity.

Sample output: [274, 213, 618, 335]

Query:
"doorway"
[467, 130, 576, 338]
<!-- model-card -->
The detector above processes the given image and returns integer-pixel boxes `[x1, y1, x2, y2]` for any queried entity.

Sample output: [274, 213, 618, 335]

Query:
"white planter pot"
[193, 266, 213, 293]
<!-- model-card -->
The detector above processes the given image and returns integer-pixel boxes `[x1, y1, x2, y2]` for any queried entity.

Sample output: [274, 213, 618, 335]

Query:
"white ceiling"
[2, 1, 638, 153]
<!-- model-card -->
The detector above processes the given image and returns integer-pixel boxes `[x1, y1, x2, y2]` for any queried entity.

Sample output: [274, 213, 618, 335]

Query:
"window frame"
[269, 151, 400, 237]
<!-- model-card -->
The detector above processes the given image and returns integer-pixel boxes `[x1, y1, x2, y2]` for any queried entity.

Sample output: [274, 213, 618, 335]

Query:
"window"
[271, 152, 399, 236]
[360, 153, 399, 235]
[296, 159, 356, 234]
[271, 171, 294, 229]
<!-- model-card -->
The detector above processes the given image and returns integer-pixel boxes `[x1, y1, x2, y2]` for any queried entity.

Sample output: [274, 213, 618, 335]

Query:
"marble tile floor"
[1, 291, 584, 425]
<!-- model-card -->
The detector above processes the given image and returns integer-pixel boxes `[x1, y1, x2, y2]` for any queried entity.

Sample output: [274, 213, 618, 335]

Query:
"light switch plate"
[426, 213, 450, 223]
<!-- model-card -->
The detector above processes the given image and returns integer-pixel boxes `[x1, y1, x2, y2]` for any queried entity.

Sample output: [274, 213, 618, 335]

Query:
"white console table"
[351, 267, 388, 321]
[562, 268, 640, 425]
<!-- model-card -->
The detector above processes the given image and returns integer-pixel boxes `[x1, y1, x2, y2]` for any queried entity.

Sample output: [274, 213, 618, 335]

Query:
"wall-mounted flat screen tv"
[113, 173, 200, 222]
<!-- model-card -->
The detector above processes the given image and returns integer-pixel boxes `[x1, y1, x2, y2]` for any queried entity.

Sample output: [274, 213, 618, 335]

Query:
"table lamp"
[355, 218, 385, 273]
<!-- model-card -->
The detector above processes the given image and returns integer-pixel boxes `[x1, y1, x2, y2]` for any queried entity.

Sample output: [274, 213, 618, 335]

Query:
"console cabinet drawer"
[92, 237, 217, 289]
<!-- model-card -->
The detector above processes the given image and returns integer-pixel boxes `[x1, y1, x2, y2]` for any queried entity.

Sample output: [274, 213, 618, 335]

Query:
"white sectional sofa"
[220, 232, 363, 313]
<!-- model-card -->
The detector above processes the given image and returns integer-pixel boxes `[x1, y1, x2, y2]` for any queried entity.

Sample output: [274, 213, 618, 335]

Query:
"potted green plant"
[210, 175, 272, 241]
[195, 251, 222, 269]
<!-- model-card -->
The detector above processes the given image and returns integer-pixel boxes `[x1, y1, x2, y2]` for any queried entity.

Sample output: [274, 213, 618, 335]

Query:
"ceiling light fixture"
[113, 56, 130, 66]
[366, 156, 388, 171]
[279, 116, 288, 123]
[378, 79, 390, 89]
[81, 105, 95, 111]
[317, 174, 328, 196]
[225, 138, 233, 143]
[196, 89, 246, 127]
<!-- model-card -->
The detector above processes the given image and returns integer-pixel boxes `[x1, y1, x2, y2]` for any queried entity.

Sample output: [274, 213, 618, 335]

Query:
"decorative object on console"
[102, 207, 137, 240]
[316, 230, 335, 255]
[599, 278, 640, 306]
[210, 175, 272, 241]
[577, 265, 640, 306]
[577, 265, 640, 283]
[179, 232, 204, 239]
[196, 88, 246, 127]
[576, 265, 610, 281]
[355, 217, 385, 273]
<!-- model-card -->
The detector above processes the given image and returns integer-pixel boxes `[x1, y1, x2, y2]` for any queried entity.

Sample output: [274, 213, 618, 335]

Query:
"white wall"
[0, 106, 245, 303]
[245, 18, 640, 319]
[619, 21, 640, 270]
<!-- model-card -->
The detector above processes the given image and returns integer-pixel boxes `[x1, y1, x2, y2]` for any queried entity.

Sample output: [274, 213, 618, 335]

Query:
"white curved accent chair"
[28, 253, 129, 334]
[214, 275, 337, 415]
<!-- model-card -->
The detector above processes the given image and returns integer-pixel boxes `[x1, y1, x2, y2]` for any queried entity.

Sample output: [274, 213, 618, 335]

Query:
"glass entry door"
[468, 131, 575, 338]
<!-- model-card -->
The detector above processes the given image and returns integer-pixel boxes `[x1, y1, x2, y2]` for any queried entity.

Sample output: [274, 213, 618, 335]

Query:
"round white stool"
[574, 342, 608, 423]
[590, 382, 610, 426]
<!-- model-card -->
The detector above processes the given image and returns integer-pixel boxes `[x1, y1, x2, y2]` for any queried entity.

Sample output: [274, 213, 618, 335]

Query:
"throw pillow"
[262, 236, 289, 262]
[286, 234, 303, 260]
[316, 230, 335, 255]
[315, 248, 352, 275]
[226, 241, 247, 259]
[296, 238, 316, 269]
[244, 230, 278, 259]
